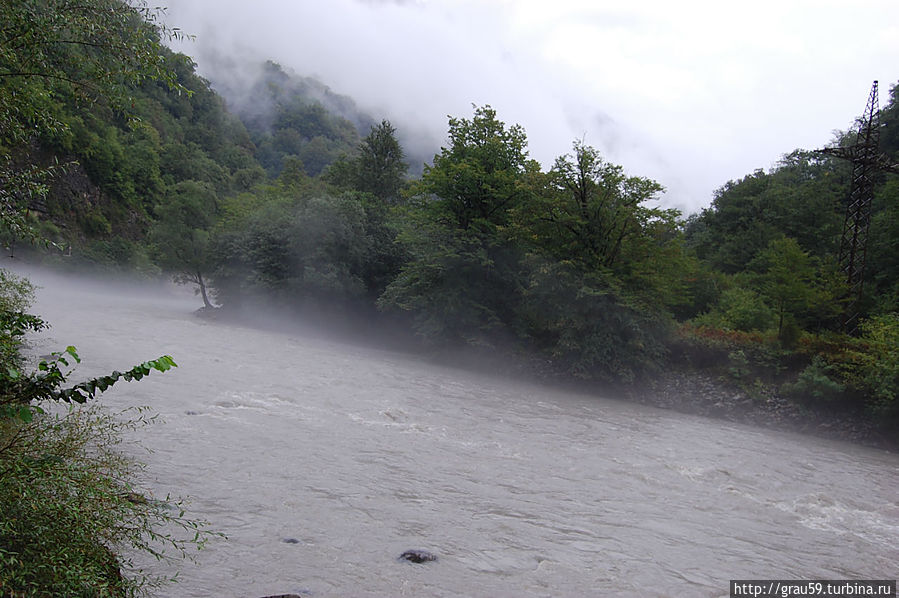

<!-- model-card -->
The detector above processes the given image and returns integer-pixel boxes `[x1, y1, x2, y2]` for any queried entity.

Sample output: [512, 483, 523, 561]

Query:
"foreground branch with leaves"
[0, 268, 211, 597]
[0, 311, 177, 421]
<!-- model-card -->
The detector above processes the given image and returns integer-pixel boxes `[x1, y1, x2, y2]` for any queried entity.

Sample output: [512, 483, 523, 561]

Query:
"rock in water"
[399, 549, 438, 563]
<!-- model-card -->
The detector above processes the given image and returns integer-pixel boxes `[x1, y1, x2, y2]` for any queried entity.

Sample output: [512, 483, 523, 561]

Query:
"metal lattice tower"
[818, 81, 898, 333]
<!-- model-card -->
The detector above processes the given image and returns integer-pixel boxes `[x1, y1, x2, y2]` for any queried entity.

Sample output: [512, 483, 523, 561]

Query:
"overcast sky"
[161, 0, 898, 213]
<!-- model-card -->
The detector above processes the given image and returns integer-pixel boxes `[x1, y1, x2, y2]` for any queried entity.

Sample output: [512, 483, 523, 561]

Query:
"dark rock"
[399, 549, 438, 563]
[281, 537, 300, 544]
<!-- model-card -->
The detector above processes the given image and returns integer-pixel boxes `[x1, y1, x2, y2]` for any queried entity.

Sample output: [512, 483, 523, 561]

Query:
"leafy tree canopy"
[416, 105, 535, 231]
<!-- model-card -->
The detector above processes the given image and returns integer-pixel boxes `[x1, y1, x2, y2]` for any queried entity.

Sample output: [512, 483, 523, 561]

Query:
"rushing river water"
[13, 264, 899, 597]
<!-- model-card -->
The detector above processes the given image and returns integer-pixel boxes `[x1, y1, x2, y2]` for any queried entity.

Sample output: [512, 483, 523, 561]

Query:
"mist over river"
[14, 264, 898, 597]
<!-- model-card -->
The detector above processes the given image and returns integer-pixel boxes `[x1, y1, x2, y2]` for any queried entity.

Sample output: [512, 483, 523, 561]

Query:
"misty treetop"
[419, 105, 533, 231]
[325, 119, 410, 203]
[214, 61, 372, 178]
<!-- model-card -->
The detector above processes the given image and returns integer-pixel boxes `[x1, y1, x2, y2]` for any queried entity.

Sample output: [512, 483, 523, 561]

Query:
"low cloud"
[162, 0, 899, 213]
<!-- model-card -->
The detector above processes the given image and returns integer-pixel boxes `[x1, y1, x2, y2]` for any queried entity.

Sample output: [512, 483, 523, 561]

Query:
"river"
[14, 264, 899, 597]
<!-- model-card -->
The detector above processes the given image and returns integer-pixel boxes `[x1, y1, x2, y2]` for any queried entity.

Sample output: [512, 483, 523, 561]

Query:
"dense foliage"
[680, 89, 899, 426]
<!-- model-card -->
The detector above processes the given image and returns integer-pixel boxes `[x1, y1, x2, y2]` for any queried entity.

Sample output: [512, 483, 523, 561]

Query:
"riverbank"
[633, 371, 894, 451]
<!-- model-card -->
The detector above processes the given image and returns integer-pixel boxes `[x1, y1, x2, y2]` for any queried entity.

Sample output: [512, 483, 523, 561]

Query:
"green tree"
[854, 313, 899, 420]
[355, 120, 408, 202]
[210, 190, 372, 311]
[149, 180, 217, 308]
[422, 105, 533, 231]
[692, 284, 776, 332]
[378, 215, 513, 343]
[379, 106, 533, 344]
[517, 258, 670, 382]
[1, 403, 209, 597]
[530, 141, 665, 269]
[686, 152, 844, 274]
[877, 80, 899, 159]
[504, 142, 684, 380]
[867, 178, 899, 312]
[326, 120, 410, 204]
[515, 141, 691, 313]
[751, 236, 830, 336]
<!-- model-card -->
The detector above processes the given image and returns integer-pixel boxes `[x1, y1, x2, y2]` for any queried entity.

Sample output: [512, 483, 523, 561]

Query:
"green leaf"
[64, 346, 81, 363]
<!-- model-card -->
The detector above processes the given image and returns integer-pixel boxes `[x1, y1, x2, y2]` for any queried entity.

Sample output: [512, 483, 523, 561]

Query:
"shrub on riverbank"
[0, 405, 206, 597]
[670, 320, 899, 437]
[0, 268, 210, 596]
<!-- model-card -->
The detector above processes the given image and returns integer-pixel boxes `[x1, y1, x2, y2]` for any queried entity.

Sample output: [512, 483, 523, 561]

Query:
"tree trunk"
[197, 271, 213, 309]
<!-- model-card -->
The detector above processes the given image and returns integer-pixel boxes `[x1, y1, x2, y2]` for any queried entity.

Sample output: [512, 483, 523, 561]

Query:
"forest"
[1, 1, 898, 593]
